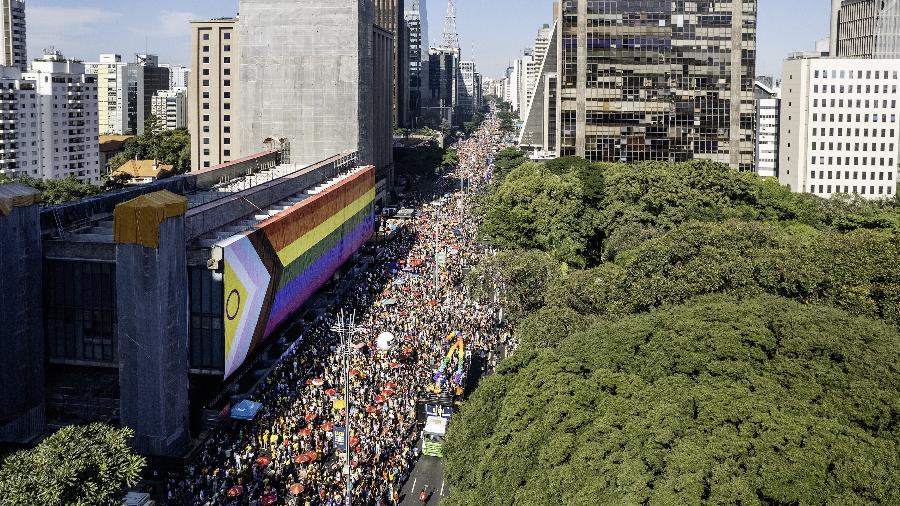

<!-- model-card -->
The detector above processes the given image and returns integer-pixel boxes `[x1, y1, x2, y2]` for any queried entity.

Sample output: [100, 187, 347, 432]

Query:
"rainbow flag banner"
[220, 165, 376, 378]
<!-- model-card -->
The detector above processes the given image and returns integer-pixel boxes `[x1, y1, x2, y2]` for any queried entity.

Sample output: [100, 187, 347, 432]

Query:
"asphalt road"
[399, 452, 446, 505]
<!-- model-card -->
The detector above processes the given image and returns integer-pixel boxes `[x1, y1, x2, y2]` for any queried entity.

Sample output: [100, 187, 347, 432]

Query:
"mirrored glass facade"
[556, 0, 757, 171]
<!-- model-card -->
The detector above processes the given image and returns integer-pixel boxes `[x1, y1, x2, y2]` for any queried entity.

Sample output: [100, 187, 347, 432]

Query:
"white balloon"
[376, 332, 396, 351]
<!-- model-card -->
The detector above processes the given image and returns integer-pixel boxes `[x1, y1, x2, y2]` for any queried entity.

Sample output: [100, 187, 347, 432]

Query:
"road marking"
[440, 480, 445, 496]
[411, 477, 417, 494]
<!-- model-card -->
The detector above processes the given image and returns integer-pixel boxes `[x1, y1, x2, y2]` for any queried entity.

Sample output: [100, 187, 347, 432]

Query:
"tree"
[443, 295, 900, 506]
[442, 148, 459, 168]
[490, 148, 528, 181]
[0, 423, 145, 506]
[107, 127, 191, 176]
[465, 250, 560, 323]
[0, 175, 103, 205]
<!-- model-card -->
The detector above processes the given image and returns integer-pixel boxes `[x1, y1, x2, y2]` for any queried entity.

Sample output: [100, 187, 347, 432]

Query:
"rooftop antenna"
[442, 0, 459, 50]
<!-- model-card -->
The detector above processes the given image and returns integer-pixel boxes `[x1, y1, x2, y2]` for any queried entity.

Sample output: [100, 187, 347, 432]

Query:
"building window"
[44, 261, 117, 363]
[189, 268, 224, 370]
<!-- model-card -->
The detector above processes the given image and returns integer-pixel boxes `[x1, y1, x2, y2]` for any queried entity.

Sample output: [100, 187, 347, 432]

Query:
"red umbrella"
[382, 389, 395, 398]
[255, 456, 271, 466]
[375, 395, 386, 404]
[389, 362, 401, 369]
[349, 436, 360, 448]
[290, 483, 305, 495]
[325, 388, 338, 397]
[322, 421, 335, 431]
[350, 368, 361, 377]
[404, 335, 415, 341]
[306, 451, 318, 462]
[293, 454, 309, 464]
[227, 485, 243, 497]
[305, 413, 317, 423]
[260, 494, 277, 505]
[300, 427, 312, 437]
[312, 378, 325, 386]
[402, 347, 413, 355]
[304, 379, 313, 386]
[385, 381, 397, 390]
[366, 405, 377, 414]
[283, 438, 292, 446]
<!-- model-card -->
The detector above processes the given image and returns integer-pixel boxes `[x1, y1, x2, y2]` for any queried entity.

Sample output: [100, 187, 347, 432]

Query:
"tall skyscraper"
[754, 77, 780, 178]
[459, 60, 477, 120]
[375, 0, 409, 128]
[237, 0, 393, 183]
[832, 0, 900, 58]
[0, 66, 38, 178]
[189, 18, 240, 170]
[86, 54, 170, 136]
[521, 1, 758, 171]
[405, 0, 428, 126]
[0, 0, 26, 71]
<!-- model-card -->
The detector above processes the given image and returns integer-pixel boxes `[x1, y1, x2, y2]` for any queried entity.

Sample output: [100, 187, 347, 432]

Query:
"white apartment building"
[0, 65, 39, 178]
[0, 0, 26, 71]
[780, 55, 899, 200]
[85, 54, 128, 136]
[162, 64, 190, 90]
[755, 78, 780, 178]
[459, 60, 477, 120]
[25, 53, 101, 184]
[151, 88, 187, 130]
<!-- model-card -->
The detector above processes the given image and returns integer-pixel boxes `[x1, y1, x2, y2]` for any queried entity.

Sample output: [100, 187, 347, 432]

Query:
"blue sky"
[28, 0, 830, 78]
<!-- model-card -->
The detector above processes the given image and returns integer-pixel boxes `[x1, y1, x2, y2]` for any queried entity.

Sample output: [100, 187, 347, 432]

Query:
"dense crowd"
[165, 115, 512, 505]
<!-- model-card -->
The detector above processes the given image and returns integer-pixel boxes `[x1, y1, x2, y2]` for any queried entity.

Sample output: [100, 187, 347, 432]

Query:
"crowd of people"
[165, 114, 513, 506]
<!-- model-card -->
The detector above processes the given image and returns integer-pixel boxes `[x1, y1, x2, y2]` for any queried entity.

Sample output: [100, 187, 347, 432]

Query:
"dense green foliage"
[0, 424, 145, 506]
[442, 148, 460, 168]
[0, 174, 105, 205]
[107, 117, 191, 175]
[394, 140, 444, 176]
[447, 152, 900, 504]
[444, 296, 900, 506]
[497, 101, 519, 135]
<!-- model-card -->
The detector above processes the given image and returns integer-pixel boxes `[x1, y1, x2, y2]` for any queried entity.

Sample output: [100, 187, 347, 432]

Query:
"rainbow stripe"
[220, 166, 376, 378]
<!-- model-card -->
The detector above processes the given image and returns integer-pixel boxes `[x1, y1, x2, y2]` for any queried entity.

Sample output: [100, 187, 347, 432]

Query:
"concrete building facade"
[755, 77, 780, 178]
[375, 0, 409, 128]
[152, 88, 187, 130]
[0, 66, 39, 178]
[189, 18, 240, 170]
[237, 0, 393, 190]
[162, 64, 191, 90]
[779, 55, 899, 200]
[0, 0, 26, 72]
[404, 0, 428, 127]
[426, 46, 459, 127]
[458, 60, 477, 121]
[520, 0, 758, 170]
[24, 53, 102, 184]
[86, 54, 170, 136]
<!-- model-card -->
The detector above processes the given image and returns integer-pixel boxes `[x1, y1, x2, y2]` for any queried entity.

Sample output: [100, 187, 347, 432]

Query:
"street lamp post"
[332, 310, 361, 506]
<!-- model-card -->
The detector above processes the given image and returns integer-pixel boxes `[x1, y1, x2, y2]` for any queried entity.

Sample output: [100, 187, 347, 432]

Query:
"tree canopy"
[107, 117, 191, 175]
[444, 295, 900, 506]
[0, 424, 145, 506]
[0, 175, 105, 205]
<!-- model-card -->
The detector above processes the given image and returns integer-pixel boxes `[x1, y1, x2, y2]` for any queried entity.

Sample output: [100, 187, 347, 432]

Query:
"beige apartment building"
[189, 18, 240, 170]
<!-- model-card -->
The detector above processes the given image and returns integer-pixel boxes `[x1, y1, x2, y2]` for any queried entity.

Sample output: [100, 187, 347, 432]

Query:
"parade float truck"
[421, 331, 468, 458]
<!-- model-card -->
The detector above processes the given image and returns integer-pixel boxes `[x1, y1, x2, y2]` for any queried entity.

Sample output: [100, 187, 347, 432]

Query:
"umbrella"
[325, 388, 338, 397]
[350, 368, 361, 377]
[332, 399, 346, 410]
[385, 381, 397, 390]
[306, 451, 318, 462]
[382, 389, 395, 398]
[322, 421, 335, 431]
[227, 486, 243, 497]
[300, 428, 312, 437]
[260, 494, 277, 505]
[255, 456, 271, 466]
[283, 438, 292, 446]
[311, 378, 325, 386]
[304, 379, 312, 385]
[349, 436, 360, 447]
[389, 361, 401, 369]
[294, 454, 310, 464]
[381, 298, 398, 307]
[305, 413, 317, 423]
[375, 395, 386, 404]
[290, 483, 305, 495]
[366, 405, 377, 414]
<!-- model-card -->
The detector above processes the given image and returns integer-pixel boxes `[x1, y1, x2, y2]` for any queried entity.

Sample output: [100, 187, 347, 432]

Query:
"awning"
[231, 399, 263, 420]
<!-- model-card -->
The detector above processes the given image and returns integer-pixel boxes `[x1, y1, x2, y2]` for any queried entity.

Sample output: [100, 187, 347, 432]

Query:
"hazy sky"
[28, 0, 830, 78]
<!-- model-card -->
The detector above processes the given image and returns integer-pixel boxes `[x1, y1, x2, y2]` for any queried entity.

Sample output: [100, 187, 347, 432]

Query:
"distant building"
[755, 78, 780, 178]
[375, 0, 409, 128]
[0, 65, 38, 178]
[152, 88, 187, 130]
[162, 64, 190, 90]
[404, 0, 429, 127]
[24, 53, 101, 183]
[0, 0, 26, 71]
[832, 0, 900, 58]
[427, 46, 460, 127]
[189, 18, 240, 170]
[520, 0, 757, 170]
[99, 134, 132, 173]
[86, 54, 170, 135]
[458, 60, 477, 121]
[779, 55, 899, 199]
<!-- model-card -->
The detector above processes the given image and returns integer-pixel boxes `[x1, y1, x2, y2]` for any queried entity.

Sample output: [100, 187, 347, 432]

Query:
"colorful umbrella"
[311, 378, 325, 386]
[349, 436, 360, 448]
[290, 483, 305, 495]
[304, 379, 313, 386]
[382, 389, 395, 398]
[255, 456, 271, 466]
[293, 454, 309, 464]
[305, 413, 317, 423]
[299, 428, 312, 437]
[375, 395, 386, 404]
[389, 362, 401, 369]
[322, 421, 335, 431]
[306, 451, 318, 462]
[260, 494, 277, 505]
[325, 388, 338, 397]
[227, 486, 243, 497]
[366, 405, 377, 414]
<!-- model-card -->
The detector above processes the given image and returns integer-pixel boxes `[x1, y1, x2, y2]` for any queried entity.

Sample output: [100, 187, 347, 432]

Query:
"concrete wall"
[238, 0, 375, 166]
[116, 213, 190, 457]
[0, 187, 45, 443]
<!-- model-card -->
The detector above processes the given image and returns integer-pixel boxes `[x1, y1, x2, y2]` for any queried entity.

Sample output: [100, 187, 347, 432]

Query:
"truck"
[422, 415, 449, 458]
